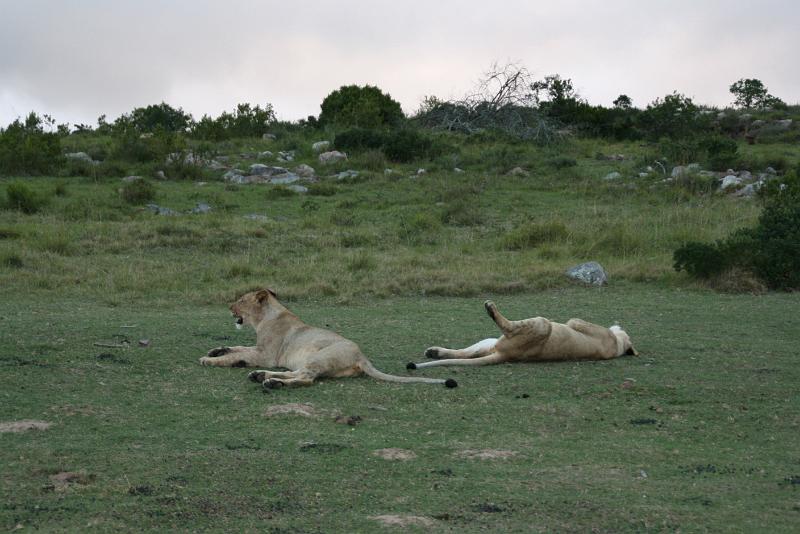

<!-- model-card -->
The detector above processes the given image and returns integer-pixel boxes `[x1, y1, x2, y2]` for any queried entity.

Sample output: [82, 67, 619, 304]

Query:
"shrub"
[191, 103, 276, 140]
[547, 156, 577, 169]
[673, 241, 730, 278]
[700, 135, 739, 170]
[307, 183, 337, 196]
[383, 129, 440, 163]
[4, 182, 49, 213]
[334, 128, 386, 152]
[640, 92, 709, 140]
[0, 112, 62, 175]
[318, 85, 404, 129]
[120, 178, 156, 204]
[113, 102, 192, 134]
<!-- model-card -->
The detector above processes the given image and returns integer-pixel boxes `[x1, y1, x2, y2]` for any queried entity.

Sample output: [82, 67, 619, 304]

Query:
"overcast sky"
[1, 0, 798, 127]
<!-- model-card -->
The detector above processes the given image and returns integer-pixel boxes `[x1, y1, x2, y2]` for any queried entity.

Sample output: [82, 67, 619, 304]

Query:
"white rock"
[719, 175, 742, 190]
[312, 141, 331, 153]
[319, 151, 348, 164]
[604, 171, 622, 180]
[294, 164, 316, 179]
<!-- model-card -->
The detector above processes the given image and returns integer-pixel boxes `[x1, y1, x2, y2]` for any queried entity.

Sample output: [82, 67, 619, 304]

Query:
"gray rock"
[262, 133, 277, 141]
[294, 164, 316, 179]
[734, 184, 757, 198]
[207, 159, 227, 170]
[697, 170, 718, 178]
[336, 170, 359, 180]
[565, 262, 608, 286]
[121, 175, 142, 183]
[750, 119, 766, 129]
[146, 204, 179, 216]
[687, 163, 702, 173]
[738, 170, 753, 182]
[507, 167, 528, 176]
[739, 113, 753, 121]
[671, 166, 687, 178]
[319, 151, 347, 164]
[604, 171, 622, 180]
[269, 173, 301, 185]
[287, 185, 308, 194]
[312, 141, 331, 153]
[638, 172, 650, 178]
[250, 164, 290, 177]
[243, 214, 269, 222]
[453, 167, 465, 173]
[277, 151, 295, 162]
[258, 151, 274, 159]
[223, 169, 247, 183]
[66, 152, 97, 165]
[190, 203, 212, 214]
[774, 119, 793, 131]
[416, 168, 427, 176]
[719, 175, 743, 190]
[155, 170, 166, 180]
[765, 167, 777, 175]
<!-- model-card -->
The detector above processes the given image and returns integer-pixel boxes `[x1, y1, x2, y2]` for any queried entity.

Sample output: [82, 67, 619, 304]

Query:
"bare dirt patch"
[373, 448, 417, 461]
[370, 515, 435, 528]
[47, 471, 95, 491]
[455, 449, 518, 460]
[263, 403, 319, 417]
[0, 420, 52, 433]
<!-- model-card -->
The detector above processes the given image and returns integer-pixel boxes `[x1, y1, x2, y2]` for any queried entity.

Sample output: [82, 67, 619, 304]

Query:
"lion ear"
[255, 289, 273, 303]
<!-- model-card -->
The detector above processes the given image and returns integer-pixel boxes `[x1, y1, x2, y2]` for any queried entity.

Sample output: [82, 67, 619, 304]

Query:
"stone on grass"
[294, 164, 316, 179]
[566, 261, 608, 286]
[336, 170, 359, 180]
[508, 166, 529, 177]
[719, 175, 742, 190]
[146, 204, 179, 216]
[258, 151, 273, 159]
[603, 171, 622, 180]
[223, 169, 246, 183]
[262, 133, 277, 141]
[65, 152, 96, 164]
[287, 185, 308, 193]
[121, 175, 142, 183]
[243, 214, 269, 222]
[312, 140, 331, 153]
[319, 151, 347, 164]
[190, 203, 212, 214]
[269, 173, 301, 185]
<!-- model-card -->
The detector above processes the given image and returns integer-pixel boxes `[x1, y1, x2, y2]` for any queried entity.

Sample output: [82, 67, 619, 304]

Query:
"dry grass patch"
[0, 420, 52, 433]
[369, 515, 435, 528]
[372, 448, 417, 461]
[455, 449, 518, 460]
[263, 403, 319, 417]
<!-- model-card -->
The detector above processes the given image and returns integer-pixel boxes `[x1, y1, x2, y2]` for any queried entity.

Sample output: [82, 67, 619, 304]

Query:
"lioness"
[200, 289, 457, 389]
[406, 300, 638, 371]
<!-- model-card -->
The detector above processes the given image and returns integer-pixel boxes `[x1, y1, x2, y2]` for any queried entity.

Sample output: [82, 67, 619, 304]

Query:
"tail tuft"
[444, 378, 458, 388]
[406, 362, 417, 370]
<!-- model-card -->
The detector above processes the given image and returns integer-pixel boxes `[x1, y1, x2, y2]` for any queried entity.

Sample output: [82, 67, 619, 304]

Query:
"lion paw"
[207, 346, 231, 357]
[248, 370, 266, 383]
[425, 347, 442, 359]
[263, 378, 284, 390]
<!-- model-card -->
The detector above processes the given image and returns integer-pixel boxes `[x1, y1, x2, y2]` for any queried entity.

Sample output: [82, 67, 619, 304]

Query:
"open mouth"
[235, 316, 243, 325]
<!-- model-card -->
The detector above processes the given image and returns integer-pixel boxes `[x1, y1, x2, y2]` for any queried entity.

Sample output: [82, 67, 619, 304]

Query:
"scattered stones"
[370, 515, 435, 528]
[146, 204, 179, 216]
[312, 140, 331, 153]
[603, 171, 622, 180]
[566, 261, 608, 286]
[0, 420, 52, 433]
[65, 152, 97, 165]
[373, 448, 417, 460]
[319, 150, 347, 164]
[277, 150, 295, 162]
[454, 449, 518, 460]
[336, 170, 359, 180]
[190, 203, 212, 214]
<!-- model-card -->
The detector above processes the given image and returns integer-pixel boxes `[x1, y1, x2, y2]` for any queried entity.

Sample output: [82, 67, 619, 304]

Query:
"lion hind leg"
[248, 369, 301, 383]
[425, 338, 498, 359]
[200, 346, 261, 367]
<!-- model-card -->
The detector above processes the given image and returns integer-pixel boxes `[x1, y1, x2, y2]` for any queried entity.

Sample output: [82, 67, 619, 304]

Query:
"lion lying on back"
[200, 289, 457, 389]
[406, 300, 638, 371]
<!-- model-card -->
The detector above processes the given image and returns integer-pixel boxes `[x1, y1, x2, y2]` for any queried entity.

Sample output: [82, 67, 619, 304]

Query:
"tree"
[729, 78, 785, 109]
[318, 85, 404, 129]
[613, 94, 633, 110]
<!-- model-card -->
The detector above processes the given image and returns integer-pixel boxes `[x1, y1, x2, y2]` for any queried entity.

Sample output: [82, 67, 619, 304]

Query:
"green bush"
[190, 103, 276, 140]
[547, 156, 577, 169]
[674, 176, 800, 289]
[0, 113, 63, 175]
[120, 179, 156, 205]
[4, 182, 50, 213]
[383, 129, 440, 163]
[319, 85, 404, 129]
[334, 128, 386, 152]
[700, 135, 739, 170]
[113, 102, 192, 134]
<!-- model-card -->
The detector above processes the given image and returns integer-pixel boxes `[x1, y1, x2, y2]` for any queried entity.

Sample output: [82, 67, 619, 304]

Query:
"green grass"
[1, 287, 798, 531]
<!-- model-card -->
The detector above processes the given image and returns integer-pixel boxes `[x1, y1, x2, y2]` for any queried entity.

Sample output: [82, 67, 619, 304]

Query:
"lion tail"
[360, 359, 458, 388]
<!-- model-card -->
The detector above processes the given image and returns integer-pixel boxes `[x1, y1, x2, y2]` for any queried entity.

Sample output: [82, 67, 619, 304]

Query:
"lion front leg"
[200, 346, 262, 367]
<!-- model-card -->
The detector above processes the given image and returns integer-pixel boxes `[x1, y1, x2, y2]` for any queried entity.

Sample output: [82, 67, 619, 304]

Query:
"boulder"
[269, 173, 301, 185]
[603, 171, 622, 180]
[336, 170, 359, 180]
[287, 185, 308, 194]
[65, 152, 97, 165]
[774, 119, 793, 131]
[121, 175, 142, 183]
[223, 169, 247, 183]
[453, 167, 465, 173]
[277, 151, 295, 162]
[190, 203, 212, 214]
[319, 151, 347, 164]
[565, 262, 608, 286]
[671, 166, 687, 178]
[146, 204, 179, 216]
[312, 141, 331, 153]
[262, 133, 277, 141]
[734, 184, 757, 198]
[249, 164, 290, 177]
[507, 167, 529, 177]
[294, 164, 316, 179]
[738, 170, 753, 182]
[258, 151, 274, 159]
[719, 175, 742, 190]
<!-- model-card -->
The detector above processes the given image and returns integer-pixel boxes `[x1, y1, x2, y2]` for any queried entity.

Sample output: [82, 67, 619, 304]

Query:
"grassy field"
[2, 132, 799, 531]
[1, 287, 799, 532]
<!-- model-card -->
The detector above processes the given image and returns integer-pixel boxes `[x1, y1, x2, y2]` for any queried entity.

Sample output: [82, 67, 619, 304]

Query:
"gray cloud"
[1, 0, 798, 127]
